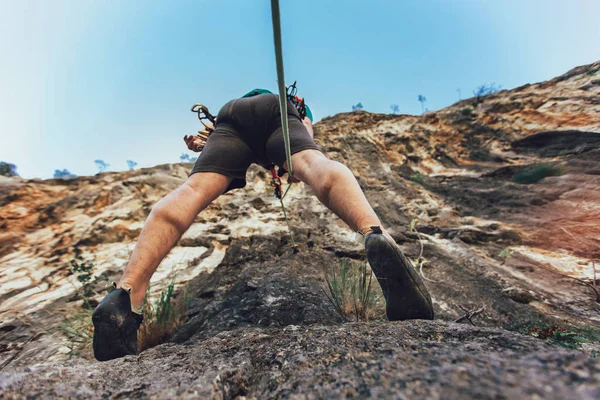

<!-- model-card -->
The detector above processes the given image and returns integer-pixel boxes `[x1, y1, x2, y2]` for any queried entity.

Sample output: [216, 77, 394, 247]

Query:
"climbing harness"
[188, 102, 299, 253]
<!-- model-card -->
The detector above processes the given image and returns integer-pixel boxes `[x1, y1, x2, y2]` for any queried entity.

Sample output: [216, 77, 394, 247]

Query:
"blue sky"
[1, 0, 599, 179]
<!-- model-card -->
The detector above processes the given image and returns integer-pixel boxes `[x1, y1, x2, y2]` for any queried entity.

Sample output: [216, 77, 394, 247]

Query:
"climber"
[91, 89, 434, 362]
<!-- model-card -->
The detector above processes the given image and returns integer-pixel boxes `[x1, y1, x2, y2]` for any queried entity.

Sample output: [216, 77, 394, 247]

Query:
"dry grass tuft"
[138, 279, 190, 351]
[324, 258, 385, 322]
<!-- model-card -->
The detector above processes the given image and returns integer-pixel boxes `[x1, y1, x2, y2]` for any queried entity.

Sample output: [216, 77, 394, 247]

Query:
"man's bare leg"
[118, 172, 232, 310]
[287, 149, 391, 240]
[289, 149, 434, 321]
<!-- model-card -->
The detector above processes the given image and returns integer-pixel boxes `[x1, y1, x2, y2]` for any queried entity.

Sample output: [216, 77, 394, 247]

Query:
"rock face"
[3, 321, 600, 399]
[1, 61, 600, 398]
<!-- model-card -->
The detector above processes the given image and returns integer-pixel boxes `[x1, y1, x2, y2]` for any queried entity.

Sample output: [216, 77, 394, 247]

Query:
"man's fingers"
[185, 134, 208, 152]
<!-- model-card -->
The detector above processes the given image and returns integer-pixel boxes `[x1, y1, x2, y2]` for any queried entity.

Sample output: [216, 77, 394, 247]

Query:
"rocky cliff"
[1, 61, 599, 398]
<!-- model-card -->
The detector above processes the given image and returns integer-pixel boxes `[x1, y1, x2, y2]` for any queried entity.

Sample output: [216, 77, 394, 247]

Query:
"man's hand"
[184, 134, 207, 152]
[183, 119, 216, 152]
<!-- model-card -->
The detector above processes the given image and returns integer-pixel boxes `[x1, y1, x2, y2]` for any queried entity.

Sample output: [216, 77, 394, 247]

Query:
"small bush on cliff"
[324, 259, 384, 322]
[511, 320, 600, 353]
[473, 83, 501, 103]
[94, 159, 110, 173]
[0, 161, 19, 177]
[59, 257, 100, 358]
[525, 324, 599, 351]
[53, 169, 77, 179]
[180, 153, 198, 163]
[127, 160, 138, 170]
[512, 164, 563, 184]
[408, 172, 426, 185]
[138, 279, 190, 351]
[59, 258, 190, 358]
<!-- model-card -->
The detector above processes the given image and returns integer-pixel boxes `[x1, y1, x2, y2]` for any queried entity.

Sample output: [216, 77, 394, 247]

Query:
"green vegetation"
[70, 256, 97, 298]
[587, 67, 599, 76]
[408, 172, 426, 185]
[58, 256, 101, 358]
[324, 258, 385, 322]
[53, 169, 77, 179]
[460, 107, 473, 117]
[59, 306, 95, 358]
[94, 159, 110, 173]
[59, 256, 189, 358]
[512, 164, 563, 184]
[512, 321, 600, 352]
[127, 160, 138, 170]
[138, 278, 191, 351]
[473, 83, 502, 103]
[180, 153, 198, 163]
[526, 325, 595, 351]
[418, 95, 427, 114]
[0, 161, 18, 177]
[352, 102, 364, 111]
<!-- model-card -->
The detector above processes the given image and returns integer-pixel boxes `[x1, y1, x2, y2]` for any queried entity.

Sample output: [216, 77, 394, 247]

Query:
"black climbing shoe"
[365, 229, 434, 321]
[92, 285, 143, 361]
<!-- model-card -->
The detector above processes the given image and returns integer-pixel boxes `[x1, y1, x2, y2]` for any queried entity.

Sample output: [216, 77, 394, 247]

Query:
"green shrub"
[138, 279, 190, 351]
[58, 256, 99, 358]
[60, 256, 189, 358]
[324, 259, 385, 322]
[521, 323, 600, 351]
[587, 67, 599, 76]
[408, 172, 426, 185]
[0, 161, 18, 177]
[69, 256, 97, 299]
[512, 164, 563, 184]
[58, 307, 95, 358]
[460, 107, 473, 117]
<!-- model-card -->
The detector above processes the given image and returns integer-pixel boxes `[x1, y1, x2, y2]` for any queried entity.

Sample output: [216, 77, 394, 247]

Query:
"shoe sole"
[365, 234, 434, 321]
[92, 309, 138, 361]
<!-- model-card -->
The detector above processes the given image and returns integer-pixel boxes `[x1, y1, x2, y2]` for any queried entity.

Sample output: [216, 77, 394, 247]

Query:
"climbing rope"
[270, 0, 294, 179]
[269, 0, 301, 253]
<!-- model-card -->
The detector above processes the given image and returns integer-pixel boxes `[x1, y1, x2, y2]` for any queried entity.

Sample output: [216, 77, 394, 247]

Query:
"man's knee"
[289, 150, 329, 180]
[185, 172, 232, 195]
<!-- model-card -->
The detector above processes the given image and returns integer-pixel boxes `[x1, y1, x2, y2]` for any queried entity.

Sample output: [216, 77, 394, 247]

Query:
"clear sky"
[1, 0, 599, 179]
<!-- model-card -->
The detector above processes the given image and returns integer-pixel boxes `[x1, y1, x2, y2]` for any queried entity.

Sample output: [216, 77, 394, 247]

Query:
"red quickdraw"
[270, 167, 283, 200]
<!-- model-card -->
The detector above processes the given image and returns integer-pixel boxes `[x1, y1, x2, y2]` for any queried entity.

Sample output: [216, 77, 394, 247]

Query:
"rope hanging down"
[270, 0, 294, 178]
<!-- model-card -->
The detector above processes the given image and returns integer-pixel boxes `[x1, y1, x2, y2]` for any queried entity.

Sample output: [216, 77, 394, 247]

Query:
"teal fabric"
[304, 103, 313, 122]
[241, 88, 274, 98]
[242, 88, 313, 122]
